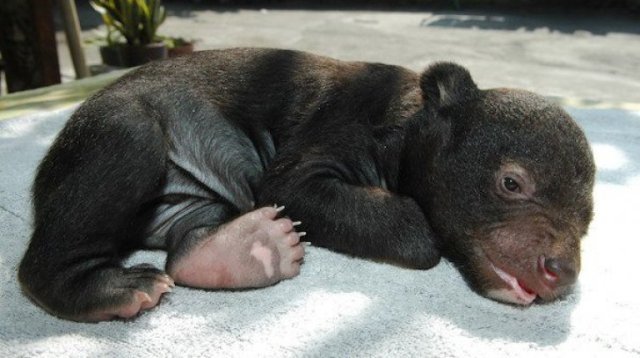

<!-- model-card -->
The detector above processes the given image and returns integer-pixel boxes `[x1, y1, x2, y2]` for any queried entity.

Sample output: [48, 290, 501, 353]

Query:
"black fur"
[18, 48, 595, 321]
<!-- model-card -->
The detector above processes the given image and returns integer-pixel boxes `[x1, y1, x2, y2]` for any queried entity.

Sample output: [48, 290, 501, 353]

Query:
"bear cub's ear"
[420, 62, 479, 110]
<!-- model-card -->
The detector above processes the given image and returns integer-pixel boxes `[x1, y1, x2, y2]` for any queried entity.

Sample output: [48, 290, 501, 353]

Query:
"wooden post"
[0, 0, 61, 93]
[59, 0, 90, 79]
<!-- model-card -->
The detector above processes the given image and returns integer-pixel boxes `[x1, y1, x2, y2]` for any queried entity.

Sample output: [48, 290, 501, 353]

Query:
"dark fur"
[18, 48, 595, 321]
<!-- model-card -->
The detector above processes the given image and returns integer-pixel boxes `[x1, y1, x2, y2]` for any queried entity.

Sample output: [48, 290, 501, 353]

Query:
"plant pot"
[168, 42, 194, 58]
[99, 45, 129, 67]
[127, 42, 168, 66]
[99, 43, 168, 67]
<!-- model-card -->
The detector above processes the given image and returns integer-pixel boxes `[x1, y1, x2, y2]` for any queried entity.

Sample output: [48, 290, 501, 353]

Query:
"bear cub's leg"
[166, 206, 305, 289]
[84, 266, 175, 321]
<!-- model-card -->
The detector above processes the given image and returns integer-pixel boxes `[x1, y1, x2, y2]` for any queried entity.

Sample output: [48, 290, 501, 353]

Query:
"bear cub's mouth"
[487, 262, 538, 305]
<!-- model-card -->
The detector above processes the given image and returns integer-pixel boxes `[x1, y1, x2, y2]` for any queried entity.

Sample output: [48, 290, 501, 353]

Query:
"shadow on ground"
[420, 11, 640, 35]
[61, 0, 640, 37]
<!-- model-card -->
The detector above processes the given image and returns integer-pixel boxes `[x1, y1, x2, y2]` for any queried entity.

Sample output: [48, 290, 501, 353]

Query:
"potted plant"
[162, 36, 195, 58]
[90, 0, 168, 67]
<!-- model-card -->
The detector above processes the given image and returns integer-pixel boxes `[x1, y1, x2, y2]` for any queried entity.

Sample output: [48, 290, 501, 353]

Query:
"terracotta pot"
[168, 42, 194, 58]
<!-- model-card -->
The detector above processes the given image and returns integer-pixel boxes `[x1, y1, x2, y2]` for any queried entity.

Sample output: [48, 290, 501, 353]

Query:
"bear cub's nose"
[539, 256, 577, 288]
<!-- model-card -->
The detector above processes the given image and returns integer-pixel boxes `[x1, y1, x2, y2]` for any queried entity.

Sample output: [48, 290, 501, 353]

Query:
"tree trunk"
[0, 0, 61, 93]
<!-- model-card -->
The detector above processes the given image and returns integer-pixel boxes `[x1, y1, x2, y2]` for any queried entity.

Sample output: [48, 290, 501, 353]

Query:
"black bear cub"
[18, 48, 595, 322]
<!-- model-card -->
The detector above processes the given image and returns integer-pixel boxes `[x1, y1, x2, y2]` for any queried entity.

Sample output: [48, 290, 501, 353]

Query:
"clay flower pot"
[168, 41, 194, 58]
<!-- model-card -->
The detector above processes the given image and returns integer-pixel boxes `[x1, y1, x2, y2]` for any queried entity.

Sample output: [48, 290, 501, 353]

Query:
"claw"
[160, 274, 176, 287]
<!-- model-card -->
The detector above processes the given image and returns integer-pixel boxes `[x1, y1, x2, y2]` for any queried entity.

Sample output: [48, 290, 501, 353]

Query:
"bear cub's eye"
[503, 177, 521, 193]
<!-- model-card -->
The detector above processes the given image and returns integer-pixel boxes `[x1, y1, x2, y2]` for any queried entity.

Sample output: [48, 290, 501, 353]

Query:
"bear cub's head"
[413, 63, 595, 305]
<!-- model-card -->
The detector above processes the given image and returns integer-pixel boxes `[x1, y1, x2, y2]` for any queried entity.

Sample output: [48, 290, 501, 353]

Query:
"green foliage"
[90, 0, 166, 46]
